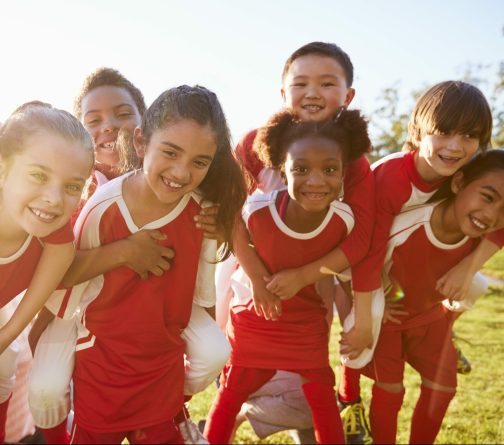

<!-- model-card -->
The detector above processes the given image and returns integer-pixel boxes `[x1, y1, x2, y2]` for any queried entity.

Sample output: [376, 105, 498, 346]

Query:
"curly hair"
[73, 67, 146, 120]
[253, 107, 371, 173]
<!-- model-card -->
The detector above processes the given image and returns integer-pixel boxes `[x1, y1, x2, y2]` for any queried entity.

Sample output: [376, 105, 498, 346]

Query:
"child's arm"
[0, 242, 74, 354]
[28, 306, 55, 355]
[436, 237, 500, 301]
[234, 218, 282, 320]
[62, 229, 175, 286]
[339, 290, 373, 359]
[265, 155, 375, 299]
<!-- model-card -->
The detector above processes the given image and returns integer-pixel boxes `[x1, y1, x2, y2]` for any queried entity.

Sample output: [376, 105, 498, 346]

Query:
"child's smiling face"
[284, 135, 344, 214]
[281, 54, 354, 122]
[0, 130, 92, 238]
[452, 169, 504, 237]
[81, 85, 142, 178]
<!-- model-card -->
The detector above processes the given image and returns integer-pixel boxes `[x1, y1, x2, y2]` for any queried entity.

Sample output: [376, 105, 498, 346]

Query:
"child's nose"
[306, 170, 324, 185]
[305, 83, 321, 99]
[42, 185, 63, 207]
[100, 115, 120, 133]
[171, 163, 191, 183]
[446, 135, 463, 151]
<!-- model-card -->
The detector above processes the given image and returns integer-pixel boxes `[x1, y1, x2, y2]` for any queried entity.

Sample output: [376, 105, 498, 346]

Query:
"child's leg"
[204, 366, 275, 444]
[369, 383, 405, 444]
[299, 367, 345, 444]
[409, 382, 455, 444]
[182, 303, 231, 396]
[28, 316, 77, 443]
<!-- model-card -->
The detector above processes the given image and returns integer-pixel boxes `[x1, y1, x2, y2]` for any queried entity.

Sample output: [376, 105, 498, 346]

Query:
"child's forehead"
[82, 85, 138, 112]
[285, 54, 347, 79]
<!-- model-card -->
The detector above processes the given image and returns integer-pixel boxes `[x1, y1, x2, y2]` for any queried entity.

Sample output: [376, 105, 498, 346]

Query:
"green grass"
[482, 248, 504, 280]
[190, 285, 504, 444]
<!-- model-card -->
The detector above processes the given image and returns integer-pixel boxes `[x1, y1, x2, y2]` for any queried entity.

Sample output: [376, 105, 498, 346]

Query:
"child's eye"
[85, 118, 100, 126]
[193, 159, 210, 169]
[30, 172, 47, 183]
[66, 184, 83, 194]
[481, 192, 493, 202]
[292, 166, 308, 174]
[324, 166, 340, 174]
[163, 150, 177, 158]
[463, 133, 478, 140]
[321, 82, 335, 87]
[118, 112, 133, 118]
[292, 82, 306, 88]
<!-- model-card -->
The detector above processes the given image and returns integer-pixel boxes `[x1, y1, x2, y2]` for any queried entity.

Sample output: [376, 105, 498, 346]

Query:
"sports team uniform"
[40, 173, 216, 444]
[235, 129, 375, 265]
[0, 223, 73, 307]
[362, 202, 482, 444]
[340, 150, 502, 372]
[205, 189, 354, 445]
[0, 223, 73, 443]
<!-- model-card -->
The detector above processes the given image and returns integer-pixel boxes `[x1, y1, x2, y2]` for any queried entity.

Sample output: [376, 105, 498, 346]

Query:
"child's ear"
[133, 127, 146, 159]
[451, 171, 465, 194]
[280, 87, 286, 103]
[343, 88, 355, 107]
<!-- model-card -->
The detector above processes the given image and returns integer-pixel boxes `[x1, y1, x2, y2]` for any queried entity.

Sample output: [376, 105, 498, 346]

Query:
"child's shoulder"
[329, 200, 355, 234]
[242, 189, 279, 225]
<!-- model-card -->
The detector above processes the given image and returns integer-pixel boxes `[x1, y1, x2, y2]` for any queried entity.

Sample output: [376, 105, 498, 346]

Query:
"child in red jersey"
[29, 70, 231, 445]
[66, 85, 245, 444]
[0, 102, 93, 443]
[362, 149, 504, 444]
[337, 80, 497, 444]
[204, 107, 372, 445]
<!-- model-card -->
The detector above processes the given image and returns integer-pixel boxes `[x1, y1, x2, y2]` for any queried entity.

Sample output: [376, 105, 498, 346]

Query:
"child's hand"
[382, 302, 408, 325]
[251, 277, 282, 321]
[339, 325, 373, 359]
[194, 205, 223, 243]
[436, 258, 474, 302]
[124, 230, 175, 279]
[264, 269, 305, 300]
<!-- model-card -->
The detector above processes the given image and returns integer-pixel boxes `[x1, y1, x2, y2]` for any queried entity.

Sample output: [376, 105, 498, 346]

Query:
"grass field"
[190, 261, 504, 444]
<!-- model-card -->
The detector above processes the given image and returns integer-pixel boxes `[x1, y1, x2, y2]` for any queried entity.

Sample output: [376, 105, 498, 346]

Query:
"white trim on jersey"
[0, 234, 34, 264]
[243, 189, 354, 240]
[370, 150, 406, 171]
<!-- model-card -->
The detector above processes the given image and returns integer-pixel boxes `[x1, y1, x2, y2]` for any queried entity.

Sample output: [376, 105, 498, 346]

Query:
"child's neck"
[0, 207, 30, 257]
[283, 196, 329, 233]
[430, 200, 465, 244]
[122, 172, 185, 227]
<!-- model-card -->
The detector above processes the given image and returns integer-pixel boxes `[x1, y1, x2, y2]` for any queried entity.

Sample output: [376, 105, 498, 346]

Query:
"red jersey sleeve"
[485, 228, 504, 248]
[40, 221, 74, 245]
[339, 155, 375, 266]
[351, 161, 413, 292]
[234, 129, 263, 194]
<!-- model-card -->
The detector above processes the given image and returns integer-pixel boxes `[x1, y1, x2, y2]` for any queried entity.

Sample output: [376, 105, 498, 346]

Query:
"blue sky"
[1, 0, 503, 142]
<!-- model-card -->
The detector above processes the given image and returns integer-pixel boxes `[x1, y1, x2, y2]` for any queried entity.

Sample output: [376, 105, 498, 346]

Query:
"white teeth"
[31, 208, 56, 221]
[303, 105, 322, 111]
[470, 216, 487, 230]
[169, 181, 183, 188]
[102, 142, 115, 149]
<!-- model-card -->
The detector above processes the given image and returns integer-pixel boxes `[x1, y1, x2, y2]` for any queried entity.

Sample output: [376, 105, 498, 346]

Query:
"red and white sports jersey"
[0, 222, 73, 308]
[228, 189, 354, 369]
[381, 202, 480, 329]
[235, 129, 375, 267]
[353, 150, 504, 292]
[59, 172, 216, 433]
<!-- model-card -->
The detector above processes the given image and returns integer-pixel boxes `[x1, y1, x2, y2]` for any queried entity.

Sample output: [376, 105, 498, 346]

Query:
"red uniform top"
[228, 189, 354, 369]
[0, 222, 73, 308]
[382, 202, 480, 330]
[235, 129, 374, 266]
[351, 150, 504, 292]
[66, 173, 215, 433]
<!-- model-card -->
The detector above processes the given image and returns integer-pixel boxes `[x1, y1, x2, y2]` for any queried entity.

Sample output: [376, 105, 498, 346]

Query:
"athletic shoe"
[178, 417, 209, 444]
[452, 332, 472, 375]
[339, 398, 373, 445]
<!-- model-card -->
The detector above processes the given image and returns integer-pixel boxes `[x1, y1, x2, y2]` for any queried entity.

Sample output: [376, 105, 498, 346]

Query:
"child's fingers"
[199, 205, 219, 216]
[148, 230, 167, 241]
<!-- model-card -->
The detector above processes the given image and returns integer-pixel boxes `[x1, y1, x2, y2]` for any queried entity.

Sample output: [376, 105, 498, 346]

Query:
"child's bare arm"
[265, 248, 350, 299]
[436, 238, 499, 301]
[234, 218, 282, 320]
[28, 306, 55, 355]
[339, 290, 373, 359]
[62, 229, 175, 287]
[0, 242, 74, 354]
